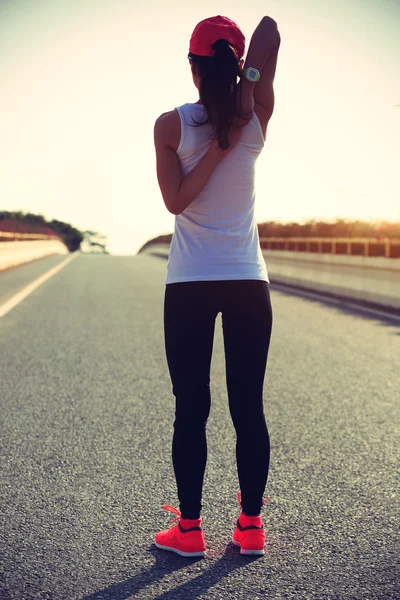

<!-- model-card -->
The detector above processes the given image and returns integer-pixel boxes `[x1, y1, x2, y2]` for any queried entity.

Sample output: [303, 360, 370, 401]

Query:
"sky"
[1, 0, 399, 254]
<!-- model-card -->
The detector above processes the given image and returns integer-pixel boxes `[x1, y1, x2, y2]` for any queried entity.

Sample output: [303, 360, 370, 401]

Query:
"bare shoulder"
[154, 109, 181, 152]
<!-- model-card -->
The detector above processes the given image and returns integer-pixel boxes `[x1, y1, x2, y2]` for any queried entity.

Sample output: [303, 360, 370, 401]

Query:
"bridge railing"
[259, 237, 400, 258]
[0, 231, 62, 242]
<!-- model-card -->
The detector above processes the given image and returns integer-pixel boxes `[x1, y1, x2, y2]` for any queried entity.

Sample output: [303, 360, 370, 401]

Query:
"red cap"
[189, 15, 245, 59]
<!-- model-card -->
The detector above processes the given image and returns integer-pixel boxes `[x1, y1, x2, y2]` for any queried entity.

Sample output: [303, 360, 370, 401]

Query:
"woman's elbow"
[164, 198, 181, 216]
[262, 16, 278, 28]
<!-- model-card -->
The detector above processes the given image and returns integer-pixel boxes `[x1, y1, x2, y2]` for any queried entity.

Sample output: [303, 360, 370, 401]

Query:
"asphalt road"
[1, 253, 399, 600]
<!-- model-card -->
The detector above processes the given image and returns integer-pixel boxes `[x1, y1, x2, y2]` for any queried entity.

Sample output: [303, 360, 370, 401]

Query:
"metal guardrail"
[259, 237, 400, 258]
[0, 231, 61, 242]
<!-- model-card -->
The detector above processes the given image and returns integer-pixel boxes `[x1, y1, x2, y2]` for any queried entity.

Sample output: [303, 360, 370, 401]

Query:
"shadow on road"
[80, 542, 260, 600]
[147, 252, 169, 261]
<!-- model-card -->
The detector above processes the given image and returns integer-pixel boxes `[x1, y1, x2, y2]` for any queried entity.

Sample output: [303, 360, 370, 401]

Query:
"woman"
[153, 15, 281, 557]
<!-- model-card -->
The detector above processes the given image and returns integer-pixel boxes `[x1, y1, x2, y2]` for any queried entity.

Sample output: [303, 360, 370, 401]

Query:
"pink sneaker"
[155, 505, 206, 558]
[232, 492, 270, 555]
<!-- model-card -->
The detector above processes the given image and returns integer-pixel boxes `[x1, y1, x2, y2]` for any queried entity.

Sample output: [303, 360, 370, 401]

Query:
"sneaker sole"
[154, 541, 205, 558]
[232, 537, 265, 556]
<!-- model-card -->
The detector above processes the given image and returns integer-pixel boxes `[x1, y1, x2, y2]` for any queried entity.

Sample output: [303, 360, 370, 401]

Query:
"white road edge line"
[0, 253, 78, 318]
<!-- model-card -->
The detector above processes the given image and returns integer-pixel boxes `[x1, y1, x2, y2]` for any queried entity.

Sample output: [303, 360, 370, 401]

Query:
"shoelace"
[162, 496, 270, 525]
[161, 504, 182, 525]
[237, 491, 270, 507]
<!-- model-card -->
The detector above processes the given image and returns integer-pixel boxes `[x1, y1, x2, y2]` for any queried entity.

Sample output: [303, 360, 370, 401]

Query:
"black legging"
[164, 279, 273, 519]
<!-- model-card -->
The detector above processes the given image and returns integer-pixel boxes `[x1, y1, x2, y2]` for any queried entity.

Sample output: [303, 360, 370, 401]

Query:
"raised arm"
[237, 17, 281, 136]
[154, 110, 241, 215]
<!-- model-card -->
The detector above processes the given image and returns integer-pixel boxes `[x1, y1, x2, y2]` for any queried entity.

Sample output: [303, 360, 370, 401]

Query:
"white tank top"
[165, 102, 269, 284]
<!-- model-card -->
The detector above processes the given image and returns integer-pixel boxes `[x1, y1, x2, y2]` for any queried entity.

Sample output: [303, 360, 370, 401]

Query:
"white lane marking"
[0, 253, 78, 318]
[271, 282, 400, 323]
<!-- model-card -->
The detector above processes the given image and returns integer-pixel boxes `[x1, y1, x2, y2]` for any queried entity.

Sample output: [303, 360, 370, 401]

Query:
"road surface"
[1, 253, 399, 599]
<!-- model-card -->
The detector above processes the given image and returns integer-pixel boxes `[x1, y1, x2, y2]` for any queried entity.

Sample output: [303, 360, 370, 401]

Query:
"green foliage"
[0, 211, 84, 252]
[82, 230, 109, 254]
[49, 219, 83, 252]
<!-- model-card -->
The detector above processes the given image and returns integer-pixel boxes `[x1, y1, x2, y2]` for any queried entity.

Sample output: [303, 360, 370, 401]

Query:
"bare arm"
[154, 111, 241, 215]
[237, 17, 281, 129]
[243, 16, 280, 76]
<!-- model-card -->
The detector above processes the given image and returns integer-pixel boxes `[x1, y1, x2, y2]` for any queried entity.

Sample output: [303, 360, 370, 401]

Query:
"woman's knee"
[229, 397, 266, 431]
[174, 390, 211, 427]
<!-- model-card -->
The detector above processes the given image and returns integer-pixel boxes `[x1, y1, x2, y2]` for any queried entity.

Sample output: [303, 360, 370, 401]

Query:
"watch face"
[247, 67, 259, 82]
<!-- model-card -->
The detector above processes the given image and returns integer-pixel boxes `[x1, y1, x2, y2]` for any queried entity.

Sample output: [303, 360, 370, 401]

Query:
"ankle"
[242, 507, 260, 516]
[180, 516, 202, 527]
[239, 512, 262, 527]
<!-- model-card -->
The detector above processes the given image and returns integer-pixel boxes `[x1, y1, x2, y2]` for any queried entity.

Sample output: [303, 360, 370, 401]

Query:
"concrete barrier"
[141, 244, 400, 311]
[0, 240, 69, 272]
[263, 250, 400, 310]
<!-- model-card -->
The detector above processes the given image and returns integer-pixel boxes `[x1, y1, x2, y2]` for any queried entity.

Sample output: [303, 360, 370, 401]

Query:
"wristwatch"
[241, 67, 261, 83]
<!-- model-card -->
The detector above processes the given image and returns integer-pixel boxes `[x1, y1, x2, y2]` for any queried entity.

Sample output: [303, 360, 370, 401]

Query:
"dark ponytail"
[188, 39, 244, 150]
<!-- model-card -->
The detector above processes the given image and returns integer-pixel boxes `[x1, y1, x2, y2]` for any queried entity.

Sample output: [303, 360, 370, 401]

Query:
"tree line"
[0, 211, 87, 252]
[257, 219, 400, 239]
